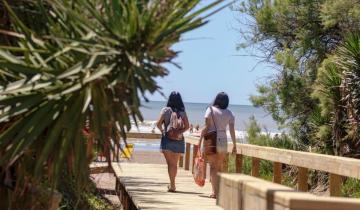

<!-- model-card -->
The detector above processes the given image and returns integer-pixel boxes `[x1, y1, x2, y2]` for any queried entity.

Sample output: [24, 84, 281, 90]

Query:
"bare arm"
[229, 123, 237, 154]
[156, 114, 165, 135]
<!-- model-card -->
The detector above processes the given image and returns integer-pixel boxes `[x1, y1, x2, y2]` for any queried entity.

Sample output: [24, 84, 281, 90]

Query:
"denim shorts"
[160, 135, 185, 153]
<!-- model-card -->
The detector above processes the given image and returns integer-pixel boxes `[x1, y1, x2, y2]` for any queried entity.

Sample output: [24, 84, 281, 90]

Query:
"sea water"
[128, 101, 280, 151]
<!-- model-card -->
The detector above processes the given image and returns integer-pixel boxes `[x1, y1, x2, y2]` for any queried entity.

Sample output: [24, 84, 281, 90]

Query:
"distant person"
[156, 91, 189, 192]
[189, 124, 194, 133]
[199, 92, 237, 198]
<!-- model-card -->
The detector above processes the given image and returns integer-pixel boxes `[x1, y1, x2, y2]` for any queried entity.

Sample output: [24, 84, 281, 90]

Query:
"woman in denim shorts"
[156, 91, 189, 192]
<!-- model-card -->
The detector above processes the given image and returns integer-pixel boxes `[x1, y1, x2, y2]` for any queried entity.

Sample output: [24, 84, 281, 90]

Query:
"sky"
[146, 1, 276, 105]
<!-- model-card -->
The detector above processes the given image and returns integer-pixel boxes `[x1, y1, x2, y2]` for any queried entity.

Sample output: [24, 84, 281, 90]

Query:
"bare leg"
[208, 153, 225, 197]
[163, 151, 181, 190]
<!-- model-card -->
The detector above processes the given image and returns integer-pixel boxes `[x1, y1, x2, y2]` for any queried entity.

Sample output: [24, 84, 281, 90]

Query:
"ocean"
[128, 101, 279, 151]
[139, 101, 278, 131]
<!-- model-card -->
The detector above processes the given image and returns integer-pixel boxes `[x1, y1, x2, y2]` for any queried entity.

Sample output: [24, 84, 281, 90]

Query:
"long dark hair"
[213, 92, 229, 109]
[167, 91, 185, 112]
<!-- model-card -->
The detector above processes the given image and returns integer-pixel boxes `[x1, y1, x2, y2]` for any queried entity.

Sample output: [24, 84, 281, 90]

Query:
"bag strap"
[209, 106, 217, 131]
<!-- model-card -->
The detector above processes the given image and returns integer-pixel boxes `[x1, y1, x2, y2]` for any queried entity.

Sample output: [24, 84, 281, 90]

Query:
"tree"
[0, 0, 223, 209]
[236, 0, 360, 151]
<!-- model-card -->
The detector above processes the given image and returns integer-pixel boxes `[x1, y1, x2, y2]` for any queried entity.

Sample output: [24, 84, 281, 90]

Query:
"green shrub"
[245, 116, 296, 150]
[341, 178, 360, 198]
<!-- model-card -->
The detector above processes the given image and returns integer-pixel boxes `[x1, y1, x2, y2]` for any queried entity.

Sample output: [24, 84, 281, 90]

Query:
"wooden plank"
[89, 162, 111, 174]
[236, 154, 243, 173]
[195, 135, 360, 180]
[184, 143, 190, 170]
[112, 163, 223, 210]
[225, 142, 360, 180]
[251, 157, 260, 177]
[90, 166, 110, 174]
[297, 167, 308, 192]
[192, 145, 198, 173]
[330, 173, 342, 197]
[217, 173, 360, 210]
[218, 173, 264, 210]
[126, 132, 161, 139]
[185, 135, 200, 145]
[273, 162, 282, 184]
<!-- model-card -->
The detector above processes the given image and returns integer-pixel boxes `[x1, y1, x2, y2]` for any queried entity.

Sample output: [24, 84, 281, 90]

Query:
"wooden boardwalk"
[89, 134, 360, 210]
[112, 162, 223, 210]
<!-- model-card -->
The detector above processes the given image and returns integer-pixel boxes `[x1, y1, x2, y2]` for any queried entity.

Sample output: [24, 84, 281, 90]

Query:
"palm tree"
[338, 33, 360, 157]
[312, 33, 360, 157]
[0, 0, 224, 209]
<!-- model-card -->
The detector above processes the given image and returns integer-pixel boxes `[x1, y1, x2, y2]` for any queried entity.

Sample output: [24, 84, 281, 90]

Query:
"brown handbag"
[203, 106, 217, 155]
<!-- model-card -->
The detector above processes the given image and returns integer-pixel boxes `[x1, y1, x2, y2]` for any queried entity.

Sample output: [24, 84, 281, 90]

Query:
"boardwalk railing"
[183, 135, 360, 197]
[91, 132, 360, 210]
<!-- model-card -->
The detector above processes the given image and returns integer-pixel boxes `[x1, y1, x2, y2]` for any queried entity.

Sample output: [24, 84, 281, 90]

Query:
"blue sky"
[147, 2, 276, 105]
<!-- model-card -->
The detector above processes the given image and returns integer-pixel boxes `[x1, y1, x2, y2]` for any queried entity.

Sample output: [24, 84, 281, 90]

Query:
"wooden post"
[179, 155, 184, 167]
[251, 157, 260, 177]
[222, 153, 229, 172]
[192, 145, 198, 173]
[330, 173, 342, 196]
[273, 162, 282, 184]
[236, 154, 243, 173]
[297, 167, 308, 191]
[115, 179, 120, 194]
[185, 143, 190, 170]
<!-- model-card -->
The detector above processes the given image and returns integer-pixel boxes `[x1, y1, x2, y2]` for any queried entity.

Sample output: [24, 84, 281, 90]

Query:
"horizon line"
[142, 100, 253, 106]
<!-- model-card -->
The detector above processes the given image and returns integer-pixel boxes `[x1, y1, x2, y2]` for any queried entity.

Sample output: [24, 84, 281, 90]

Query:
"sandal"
[167, 185, 176, 193]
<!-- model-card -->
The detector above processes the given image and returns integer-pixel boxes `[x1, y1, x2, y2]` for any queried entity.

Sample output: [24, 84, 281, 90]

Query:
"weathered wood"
[90, 166, 110, 174]
[185, 135, 200, 145]
[112, 163, 222, 210]
[126, 132, 162, 139]
[224, 141, 360, 180]
[89, 162, 111, 174]
[297, 167, 308, 192]
[330, 173, 342, 197]
[273, 162, 282, 184]
[186, 135, 360, 180]
[184, 143, 190, 170]
[235, 154, 243, 173]
[179, 155, 184, 167]
[218, 173, 262, 210]
[192, 145, 198, 173]
[219, 173, 360, 210]
[251, 157, 260, 177]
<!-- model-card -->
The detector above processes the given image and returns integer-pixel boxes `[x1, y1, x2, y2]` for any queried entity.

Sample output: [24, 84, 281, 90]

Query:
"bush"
[246, 115, 296, 150]
[341, 178, 360, 198]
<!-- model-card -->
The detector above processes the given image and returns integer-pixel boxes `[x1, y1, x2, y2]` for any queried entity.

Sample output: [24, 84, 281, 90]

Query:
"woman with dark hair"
[156, 91, 189, 192]
[199, 92, 237, 198]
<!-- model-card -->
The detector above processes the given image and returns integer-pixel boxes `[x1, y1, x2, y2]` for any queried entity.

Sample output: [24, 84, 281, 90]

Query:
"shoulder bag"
[203, 106, 217, 155]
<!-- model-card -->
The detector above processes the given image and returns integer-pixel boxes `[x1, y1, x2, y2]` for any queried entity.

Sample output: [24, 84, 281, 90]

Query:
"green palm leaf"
[0, 0, 224, 208]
